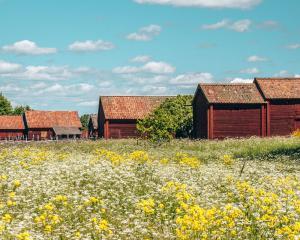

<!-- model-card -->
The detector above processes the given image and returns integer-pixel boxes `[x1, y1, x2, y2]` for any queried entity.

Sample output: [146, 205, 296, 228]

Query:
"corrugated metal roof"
[0, 115, 24, 130]
[198, 83, 265, 104]
[25, 111, 82, 128]
[255, 78, 300, 99]
[53, 126, 81, 135]
[100, 96, 172, 120]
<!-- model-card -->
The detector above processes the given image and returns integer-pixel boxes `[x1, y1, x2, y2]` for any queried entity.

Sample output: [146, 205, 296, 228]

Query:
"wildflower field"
[0, 137, 300, 240]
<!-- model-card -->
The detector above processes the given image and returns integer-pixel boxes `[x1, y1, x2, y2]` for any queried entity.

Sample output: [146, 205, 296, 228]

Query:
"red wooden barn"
[193, 83, 267, 139]
[255, 78, 300, 136]
[88, 114, 98, 138]
[24, 110, 82, 140]
[0, 115, 24, 140]
[98, 96, 170, 139]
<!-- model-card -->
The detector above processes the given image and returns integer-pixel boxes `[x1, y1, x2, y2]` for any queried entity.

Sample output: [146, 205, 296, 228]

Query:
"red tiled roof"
[90, 114, 98, 129]
[198, 83, 265, 104]
[0, 115, 24, 130]
[100, 96, 172, 120]
[25, 111, 82, 129]
[255, 78, 300, 99]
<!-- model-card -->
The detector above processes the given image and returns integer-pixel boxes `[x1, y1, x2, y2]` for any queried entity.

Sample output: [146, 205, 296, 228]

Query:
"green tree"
[80, 114, 90, 129]
[137, 95, 193, 142]
[0, 93, 13, 115]
[13, 105, 31, 115]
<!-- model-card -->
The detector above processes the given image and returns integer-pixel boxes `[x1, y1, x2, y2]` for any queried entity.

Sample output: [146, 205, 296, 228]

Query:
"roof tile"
[0, 115, 24, 130]
[25, 111, 82, 128]
[255, 78, 300, 99]
[198, 83, 265, 104]
[100, 96, 172, 120]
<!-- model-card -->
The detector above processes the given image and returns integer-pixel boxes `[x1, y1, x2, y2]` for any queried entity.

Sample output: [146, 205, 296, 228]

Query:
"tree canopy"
[80, 114, 90, 129]
[137, 95, 193, 142]
[0, 93, 32, 115]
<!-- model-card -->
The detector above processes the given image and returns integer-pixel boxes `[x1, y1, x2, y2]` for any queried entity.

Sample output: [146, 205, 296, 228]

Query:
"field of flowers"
[0, 136, 300, 240]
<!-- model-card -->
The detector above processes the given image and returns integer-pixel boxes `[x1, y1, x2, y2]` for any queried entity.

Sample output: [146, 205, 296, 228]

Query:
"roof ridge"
[199, 83, 255, 86]
[100, 95, 175, 97]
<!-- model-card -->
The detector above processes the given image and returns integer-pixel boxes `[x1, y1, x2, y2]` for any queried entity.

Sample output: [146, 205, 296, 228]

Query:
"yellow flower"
[16, 231, 31, 240]
[2, 214, 12, 223]
[129, 150, 150, 163]
[7, 200, 16, 207]
[222, 154, 234, 166]
[13, 180, 21, 188]
[137, 198, 155, 215]
[75, 231, 81, 238]
[44, 225, 52, 233]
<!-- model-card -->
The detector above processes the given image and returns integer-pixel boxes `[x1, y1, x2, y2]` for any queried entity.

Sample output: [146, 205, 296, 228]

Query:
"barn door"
[295, 119, 300, 130]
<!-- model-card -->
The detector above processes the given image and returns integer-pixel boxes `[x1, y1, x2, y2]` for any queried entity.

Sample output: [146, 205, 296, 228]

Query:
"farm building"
[98, 96, 171, 139]
[23, 110, 82, 140]
[0, 115, 25, 140]
[255, 78, 300, 136]
[193, 84, 267, 139]
[88, 114, 98, 138]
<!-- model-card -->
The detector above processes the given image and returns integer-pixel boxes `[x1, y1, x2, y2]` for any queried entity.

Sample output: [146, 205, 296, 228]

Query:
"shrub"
[137, 95, 193, 142]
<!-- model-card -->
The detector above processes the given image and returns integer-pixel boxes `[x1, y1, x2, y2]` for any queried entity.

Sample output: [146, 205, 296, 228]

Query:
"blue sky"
[0, 0, 299, 115]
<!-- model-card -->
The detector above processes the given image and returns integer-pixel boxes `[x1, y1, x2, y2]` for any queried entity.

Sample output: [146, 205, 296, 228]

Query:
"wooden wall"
[269, 100, 300, 136]
[27, 129, 54, 140]
[108, 120, 138, 139]
[213, 104, 263, 139]
[0, 130, 24, 140]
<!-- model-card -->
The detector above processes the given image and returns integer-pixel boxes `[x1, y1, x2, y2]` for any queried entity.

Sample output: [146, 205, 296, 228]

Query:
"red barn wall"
[213, 104, 263, 139]
[193, 90, 208, 139]
[0, 130, 24, 140]
[269, 100, 300, 136]
[27, 129, 54, 140]
[107, 120, 138, 139]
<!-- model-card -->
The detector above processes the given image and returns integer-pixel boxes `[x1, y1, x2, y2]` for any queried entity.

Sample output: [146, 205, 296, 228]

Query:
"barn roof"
[100, 96, 172, 120]
[53, 127, 82, 135]
[255, 78, 300, 99]
[90, 114, 98, 129]
[0, 115, 24, 130]
[197, 83, 265, 104]
[24, 111, 82, 129]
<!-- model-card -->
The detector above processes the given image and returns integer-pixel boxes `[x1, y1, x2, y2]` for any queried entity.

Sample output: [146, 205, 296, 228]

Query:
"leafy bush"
[137, 95, 193, 142]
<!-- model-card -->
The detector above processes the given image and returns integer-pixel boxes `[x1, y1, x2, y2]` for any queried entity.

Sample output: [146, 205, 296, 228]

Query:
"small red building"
[88, 114, 98, 138]
[0, 115, 24, 140]
[98, 96, 170, 139]
[255, 78, 300, 136]
[193, 84, 266, 139]
[24, 110, 82, 140]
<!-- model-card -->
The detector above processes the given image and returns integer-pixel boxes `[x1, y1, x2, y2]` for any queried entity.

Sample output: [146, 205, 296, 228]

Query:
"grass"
[0, 136, 299, 239]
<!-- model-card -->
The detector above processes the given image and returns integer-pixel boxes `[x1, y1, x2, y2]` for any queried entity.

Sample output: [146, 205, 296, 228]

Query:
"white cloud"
[133, 0, 262, 9]
[240, 67, 260, 74]
[113, 61, 175, 74]
[286, 44, 300, 49]
[35, 83, 94, 96]
[127, 25, 161, 41]
[258, 20, 279, 30]
[202, 19, 251, 32]
[68, 40, 115, 52]
[131, 55, 152, 63]
[295, 74, 300, 78]
[141, 85, 167, 95]
[170, 73, 213, 85]
[77, 101, 98, 107]
[274, 70, 289, 77]
[2, 40, 57, 55]
[19, 66, 73, 80]
[247, 55, 267, 62]
[230, 78, 253, 83]
[0, 60, 22, 73]
[30, 82, 48, 89]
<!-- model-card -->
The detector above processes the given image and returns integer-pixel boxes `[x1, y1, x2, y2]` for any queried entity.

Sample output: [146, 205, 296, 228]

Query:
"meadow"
[0, 136, 300, 240]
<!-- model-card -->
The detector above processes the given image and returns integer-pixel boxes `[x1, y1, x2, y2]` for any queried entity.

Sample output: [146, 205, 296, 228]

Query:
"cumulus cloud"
[170, 73, 213, 85]
[127, 25, 161, 41]
[240, 67, 260, 74]
[0, 60, 22, 73]
[2, 40, 57, 55]
[257, 20, 279, 30]
[113, 61, 175, 74]
[131, 55, 152, 63]
[247, 55, 267, 62]
[230, 78, 253, 83]
[133, 0, 262, 9]
[35, 83, 94, 96]
[286, 44, 300, 49]
[202, 19, 251, 32]
[295, 74, 300, 78]
[68, 40, 115, 52]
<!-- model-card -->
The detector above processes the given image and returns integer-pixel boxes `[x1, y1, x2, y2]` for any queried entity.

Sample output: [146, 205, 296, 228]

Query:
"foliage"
[0, 93, 13, 115]
[13, 105, 31, 115]
[137, 95, 193, 142]
[0, 137, 299, 239]
[80, 114, 90, 129]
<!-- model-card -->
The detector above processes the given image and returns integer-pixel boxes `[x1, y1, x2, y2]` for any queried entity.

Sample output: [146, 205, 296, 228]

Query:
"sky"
[0, 0, 299, 115]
